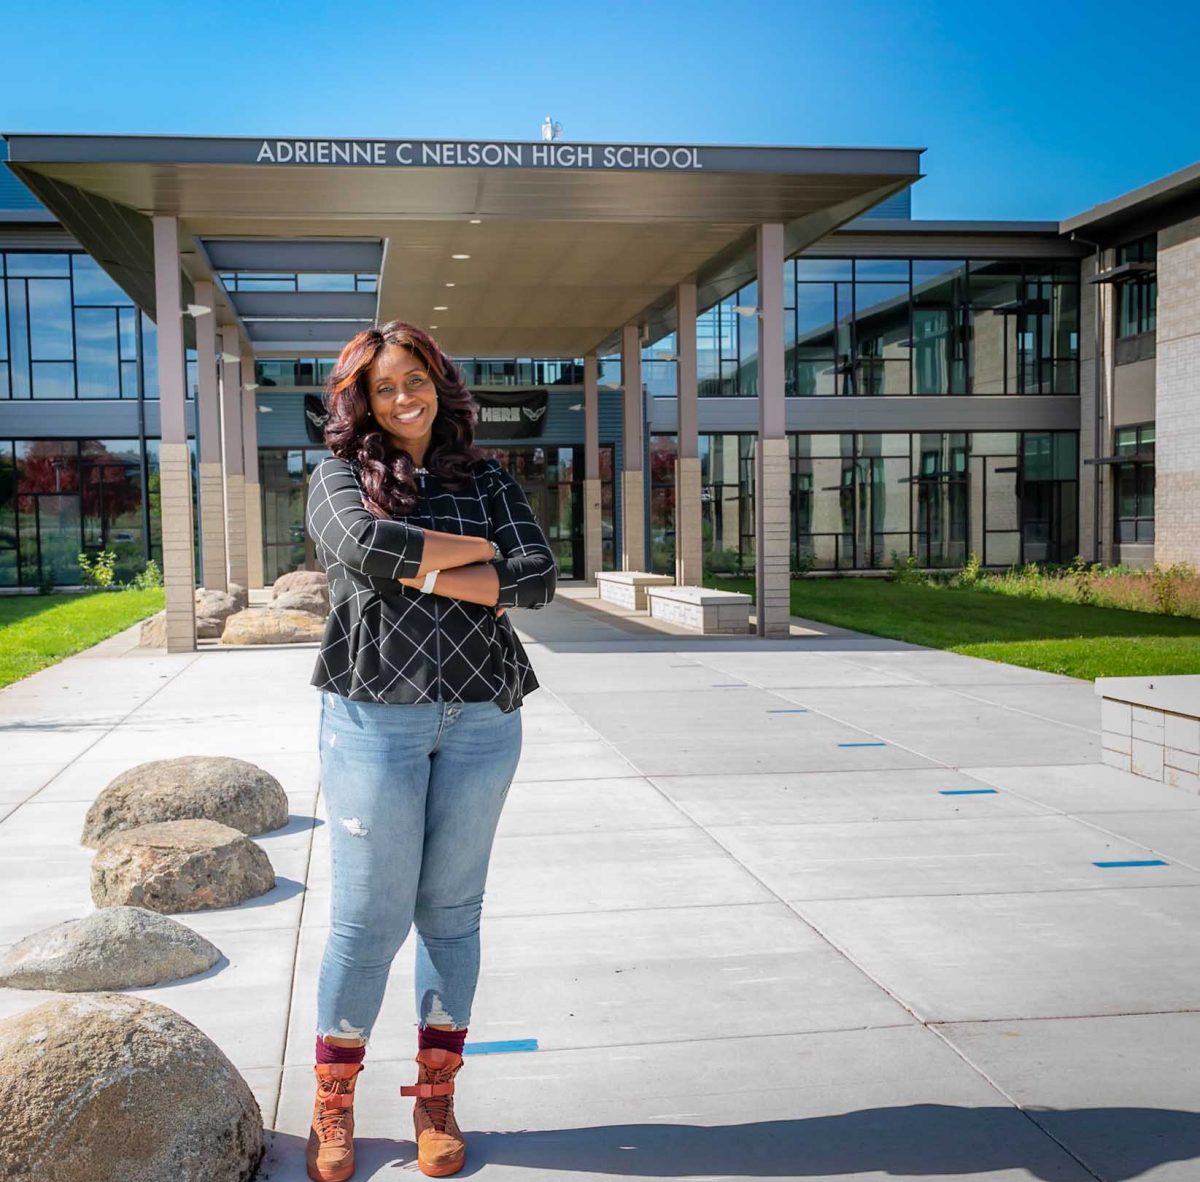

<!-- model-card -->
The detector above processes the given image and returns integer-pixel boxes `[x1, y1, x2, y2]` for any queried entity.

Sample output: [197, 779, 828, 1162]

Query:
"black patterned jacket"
[305, 456, 556, 711]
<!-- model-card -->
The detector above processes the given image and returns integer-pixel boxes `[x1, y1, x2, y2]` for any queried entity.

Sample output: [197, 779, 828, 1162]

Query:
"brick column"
[620, 322, 645, 572]
[583, 351, 603, 581]
[220, 325, 248, 592]
[675, 280, 701, 587]
[755, 223, 791, 638]
[152, 216, 196, 652]
[1156, 216, 1200, 565]
[240, 352, 265, 589]
[193, 281, 226, 592]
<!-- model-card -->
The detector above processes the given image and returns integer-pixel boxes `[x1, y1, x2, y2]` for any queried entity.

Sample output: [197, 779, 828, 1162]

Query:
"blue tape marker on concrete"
[767, 708, 808, 713]
[1092, 859, 1168, 868]
[838, 741, 886, 747]
[463, 1038, 539, 1055]
[940, 788, 998, 795]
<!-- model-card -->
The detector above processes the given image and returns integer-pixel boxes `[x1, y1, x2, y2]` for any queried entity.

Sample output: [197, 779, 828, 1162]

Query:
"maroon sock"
[316, 1035, 366, 1065]
[418, 1025, 468, 1056]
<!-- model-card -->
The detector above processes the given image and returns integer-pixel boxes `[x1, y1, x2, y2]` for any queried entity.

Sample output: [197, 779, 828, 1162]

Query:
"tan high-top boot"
[306, 1062, 363, 1182]
[400, 1047, 466, 1176]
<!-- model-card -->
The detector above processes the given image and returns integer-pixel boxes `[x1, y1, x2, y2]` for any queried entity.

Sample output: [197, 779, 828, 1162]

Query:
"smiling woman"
[302, 320, 556, 1182]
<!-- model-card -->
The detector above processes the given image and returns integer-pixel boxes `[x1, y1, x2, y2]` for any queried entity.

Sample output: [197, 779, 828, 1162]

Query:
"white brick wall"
[1155, 217, 1200, 565]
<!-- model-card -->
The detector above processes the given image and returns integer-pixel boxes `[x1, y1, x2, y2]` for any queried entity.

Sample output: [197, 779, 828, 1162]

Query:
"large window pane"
[27, 279, 74, 360]
[72, 255, 131, 305]
[76, 307, 121, 398]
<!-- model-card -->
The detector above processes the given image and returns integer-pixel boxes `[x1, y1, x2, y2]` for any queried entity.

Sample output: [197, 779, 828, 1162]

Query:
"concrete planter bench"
[1096, 675, 1200, 793]
[595, 571, 674, 611]
[646, 585, 752, 634]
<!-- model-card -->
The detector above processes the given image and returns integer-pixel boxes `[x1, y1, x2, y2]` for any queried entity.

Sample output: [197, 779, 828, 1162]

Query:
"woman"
[302, 321, 557, 1181]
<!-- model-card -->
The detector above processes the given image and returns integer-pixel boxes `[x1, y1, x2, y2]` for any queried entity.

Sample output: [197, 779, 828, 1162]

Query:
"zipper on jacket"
[419, 470, 443, 702]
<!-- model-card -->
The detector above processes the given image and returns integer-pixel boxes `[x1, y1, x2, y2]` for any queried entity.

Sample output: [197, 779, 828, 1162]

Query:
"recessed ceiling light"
[429, 324, 439, 329]
[451, 253, 470, 260]
[469, 218, 482, 224]
[434, 305, 449, 311]
[444, 282, 455, 287]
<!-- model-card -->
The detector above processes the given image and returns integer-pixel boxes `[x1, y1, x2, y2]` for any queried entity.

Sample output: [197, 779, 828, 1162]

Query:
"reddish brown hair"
[323, 321, 482, 516]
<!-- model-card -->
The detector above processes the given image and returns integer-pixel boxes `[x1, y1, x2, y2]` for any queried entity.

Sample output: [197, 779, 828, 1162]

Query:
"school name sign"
[254, 139, 705, 171]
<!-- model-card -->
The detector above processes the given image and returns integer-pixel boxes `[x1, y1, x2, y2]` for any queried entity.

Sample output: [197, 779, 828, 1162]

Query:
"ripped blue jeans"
[316, 691, 522, 1042]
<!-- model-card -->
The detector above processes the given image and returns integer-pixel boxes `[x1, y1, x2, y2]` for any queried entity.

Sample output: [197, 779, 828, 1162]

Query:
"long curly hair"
[323, 320, 483, 516]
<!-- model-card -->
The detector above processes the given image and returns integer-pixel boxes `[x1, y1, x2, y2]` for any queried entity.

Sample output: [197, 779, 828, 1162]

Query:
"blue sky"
[3, 0, 1198, 220]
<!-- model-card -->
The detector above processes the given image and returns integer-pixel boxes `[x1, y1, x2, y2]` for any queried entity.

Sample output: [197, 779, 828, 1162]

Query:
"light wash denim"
[315, 691, 522, 1042]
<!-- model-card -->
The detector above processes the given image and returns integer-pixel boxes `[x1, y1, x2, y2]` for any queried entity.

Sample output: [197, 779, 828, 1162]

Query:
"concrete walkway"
[2, 588, 1199, 1181]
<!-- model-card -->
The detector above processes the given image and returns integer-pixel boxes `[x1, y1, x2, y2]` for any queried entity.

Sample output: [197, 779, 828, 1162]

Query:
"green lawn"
[709, 575, 1200, 681]
[0, 589, 165, 690]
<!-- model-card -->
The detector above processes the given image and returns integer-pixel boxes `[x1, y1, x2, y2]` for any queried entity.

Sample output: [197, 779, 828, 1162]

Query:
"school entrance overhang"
[3, 134, 924, 357]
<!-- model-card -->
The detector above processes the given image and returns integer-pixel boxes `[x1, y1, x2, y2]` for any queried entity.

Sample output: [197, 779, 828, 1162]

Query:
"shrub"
[78, 549, 118, 589]
[129, 559, 164, 590]
[888, 552, 928, 585]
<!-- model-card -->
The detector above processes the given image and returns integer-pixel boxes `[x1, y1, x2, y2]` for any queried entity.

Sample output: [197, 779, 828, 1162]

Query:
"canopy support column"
[220, 326, 249, 592]
[583, 351, 603, 581]
[675, 281, 702, 587]
[194, 281, 226, 592]
[755, 222, 791, 638]
[241, 352, 264, 589]
[620, 322, 645, 572]
[152, 216, 197, 652]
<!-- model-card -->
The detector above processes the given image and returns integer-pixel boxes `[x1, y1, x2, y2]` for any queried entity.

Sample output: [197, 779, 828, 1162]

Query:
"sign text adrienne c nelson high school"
[254, 140, 704, 171]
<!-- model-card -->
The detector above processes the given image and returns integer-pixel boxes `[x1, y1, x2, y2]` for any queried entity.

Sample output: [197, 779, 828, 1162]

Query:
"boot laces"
[418, 1065, 458, 1131]
[315, 1077, 354, 1145]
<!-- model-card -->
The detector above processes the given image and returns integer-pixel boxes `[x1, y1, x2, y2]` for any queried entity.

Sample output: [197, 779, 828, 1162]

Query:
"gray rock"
[138, 611, 167, 647]
[272, 568, 327, 598]
[81, 755, 288, 848]
[221, 607, 325, 645]
[195, 588, 240, 623]
[0, 907, 221, 991]
[227, 582, 249, 609]
[0, 992, 263, 1182]
[91, 820, 275, 913]
[273, 585, 329, 616]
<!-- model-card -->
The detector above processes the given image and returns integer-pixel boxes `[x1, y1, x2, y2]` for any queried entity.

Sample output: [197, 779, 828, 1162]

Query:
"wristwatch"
[420, 568, 440, 594]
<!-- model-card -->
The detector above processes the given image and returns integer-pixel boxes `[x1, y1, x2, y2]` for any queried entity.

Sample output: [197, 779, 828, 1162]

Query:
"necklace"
[413, 466, 428, 475]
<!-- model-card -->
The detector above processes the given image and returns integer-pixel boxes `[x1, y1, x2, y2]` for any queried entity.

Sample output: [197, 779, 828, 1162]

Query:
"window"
[1114, 423, 1155, 544]
[782, 256, 1080, 397]
[787, 431, 1078, 570]
[700, 433, 755, 571]
[649, 434, 676, 573]
[1116, 236, 1157, 339]
[0, 252, 148, 401]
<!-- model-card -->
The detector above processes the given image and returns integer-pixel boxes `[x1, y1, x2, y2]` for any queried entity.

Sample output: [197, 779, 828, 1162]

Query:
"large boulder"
[81, 755, 288, 848]
[0, 993, 263, 1182]
[221, 607, 325, 645]
[91, 820, 275, 914]
[273, 585, 329, 617]
[195, 588, 240, 638]
[227, 582, 249, 610]
[0, 907, 221, 991]
[272, 569, 327, 598]
[138, 611, 166, 648]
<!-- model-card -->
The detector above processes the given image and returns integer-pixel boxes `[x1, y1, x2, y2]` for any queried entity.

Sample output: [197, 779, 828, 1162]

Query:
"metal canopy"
[4, 134, 924, 357]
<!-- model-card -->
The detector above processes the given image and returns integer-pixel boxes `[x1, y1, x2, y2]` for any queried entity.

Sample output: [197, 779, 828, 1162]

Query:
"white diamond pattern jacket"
[305, 456, 556, 711]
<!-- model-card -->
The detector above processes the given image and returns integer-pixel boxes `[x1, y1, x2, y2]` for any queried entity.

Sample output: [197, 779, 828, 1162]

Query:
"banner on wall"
[304, 394, 330, 444]
[472, 389, 549, 440]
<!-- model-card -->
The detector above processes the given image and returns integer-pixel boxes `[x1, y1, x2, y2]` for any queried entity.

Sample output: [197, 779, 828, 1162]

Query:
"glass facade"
[1116, 236, 1157, 339]
[785, 257, 1080, 397]
[0, 252, 194, 400]
[0, 438, 168, 586]
[1114, 423, 1155, 544]
[790, 430, 1078, 569]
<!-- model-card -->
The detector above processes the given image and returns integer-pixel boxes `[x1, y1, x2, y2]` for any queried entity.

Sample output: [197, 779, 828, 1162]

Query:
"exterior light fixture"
[434, 305, 448, 311]
[451, 253, 470, 260]
[218, 352, 240, 363]
[257, 405, 274, 413]
[243, 383, 260, 392]
[469, 218, 482, 224]
[185, 304, 212, 317]
[732, 305, 761, 317]
[445, 282, 455, 287]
